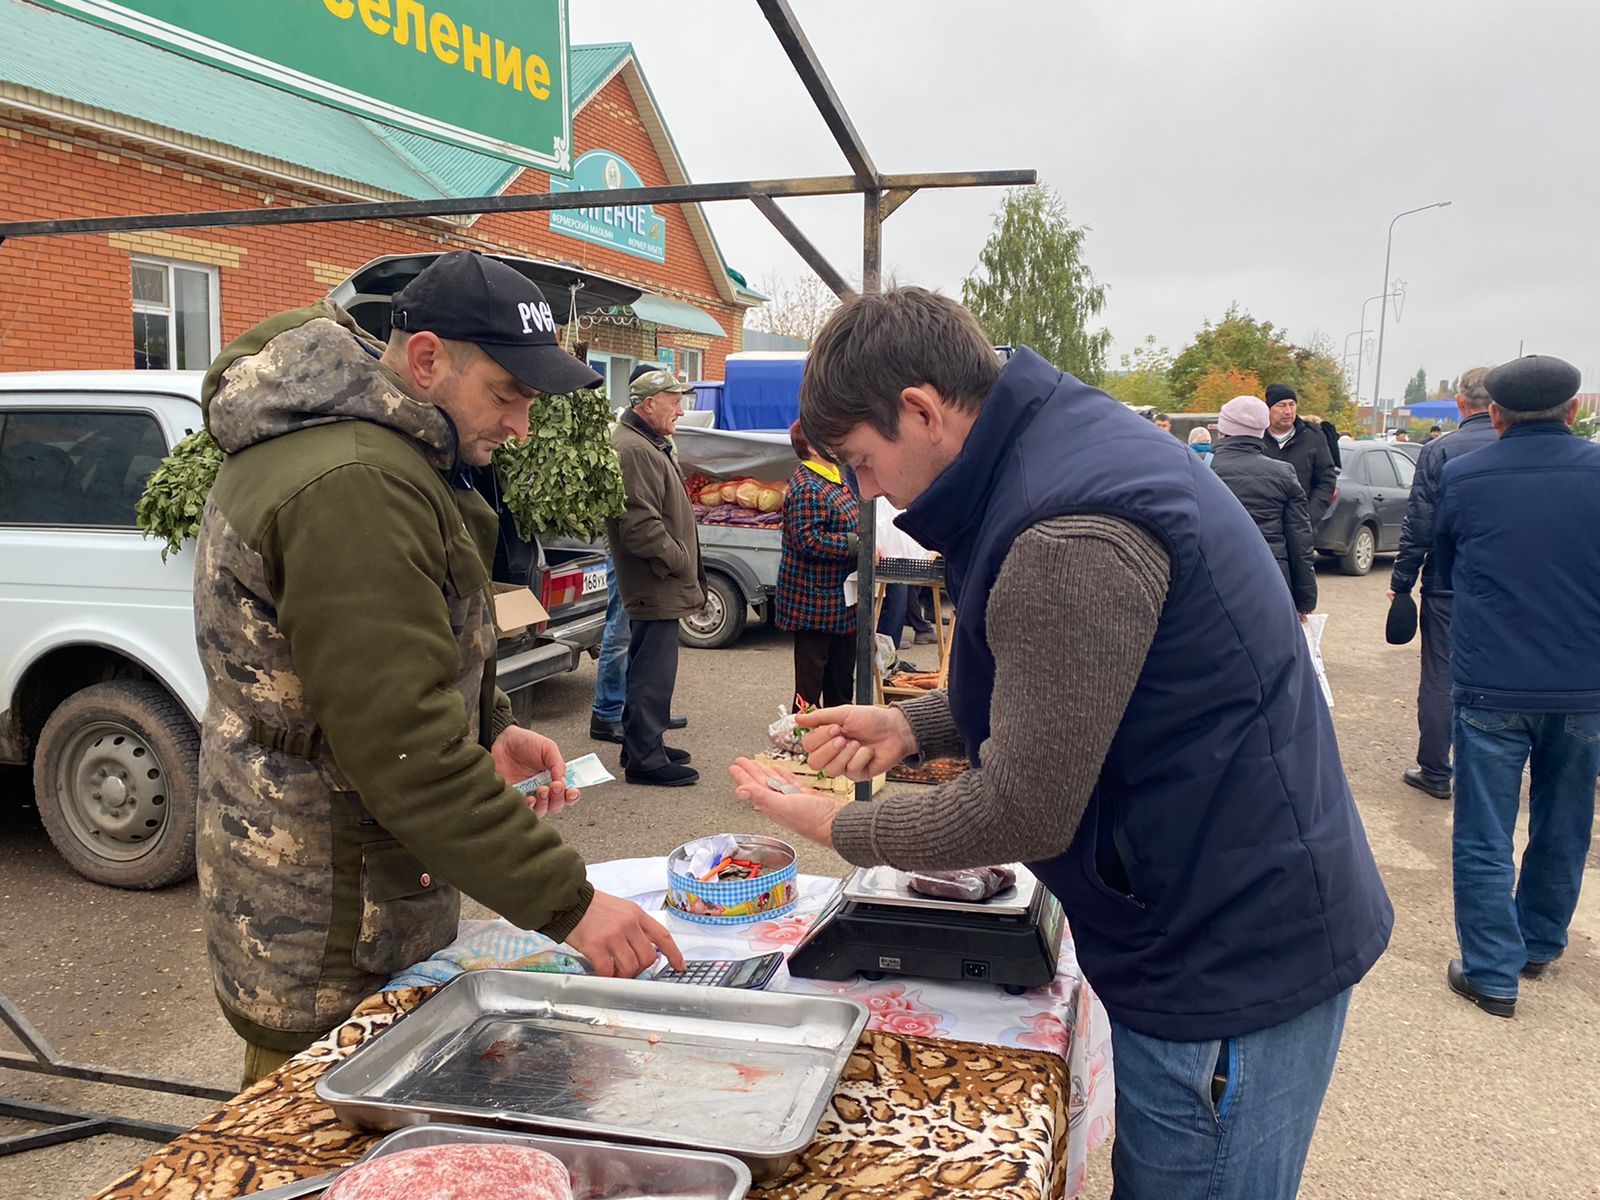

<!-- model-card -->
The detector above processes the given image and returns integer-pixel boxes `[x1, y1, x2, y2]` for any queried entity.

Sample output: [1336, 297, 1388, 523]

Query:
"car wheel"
[32, 680, 199, 889]
[678, 573, 747, 649]
[1339, 525, 1377, 576]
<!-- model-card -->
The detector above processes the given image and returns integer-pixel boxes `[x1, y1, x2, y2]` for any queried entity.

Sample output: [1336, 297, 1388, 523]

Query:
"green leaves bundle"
[134, 428, 222, 560]
[494, 387, 624, 542]
[134, 389, 623, 556]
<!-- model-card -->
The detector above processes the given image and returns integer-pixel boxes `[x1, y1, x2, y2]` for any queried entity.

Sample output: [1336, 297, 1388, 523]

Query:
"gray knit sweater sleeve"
[830, 515, 1170, 870]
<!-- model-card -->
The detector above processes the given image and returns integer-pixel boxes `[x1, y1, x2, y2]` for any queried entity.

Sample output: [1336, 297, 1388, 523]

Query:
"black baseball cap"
[391, 251, 603, 394]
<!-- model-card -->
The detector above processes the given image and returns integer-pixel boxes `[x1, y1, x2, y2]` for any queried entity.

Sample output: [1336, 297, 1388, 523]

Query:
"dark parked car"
[1316, 442, 1418, 575]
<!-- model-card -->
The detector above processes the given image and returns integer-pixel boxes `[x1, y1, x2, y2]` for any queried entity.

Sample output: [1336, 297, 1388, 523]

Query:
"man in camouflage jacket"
[194, 253, 681, 1083]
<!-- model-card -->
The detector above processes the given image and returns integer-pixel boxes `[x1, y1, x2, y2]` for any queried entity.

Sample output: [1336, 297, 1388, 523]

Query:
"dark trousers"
[883, 582, 940, 640]
[876, 584, 909, 639]
[793, 630, 855, 709]
[1417, 593, 1453, 784]
[623, 618, 680, 772]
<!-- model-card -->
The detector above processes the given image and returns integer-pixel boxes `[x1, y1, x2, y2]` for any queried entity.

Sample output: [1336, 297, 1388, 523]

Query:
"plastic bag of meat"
[325, 1144, 574, 1200]
[905, 865, 1017, 902]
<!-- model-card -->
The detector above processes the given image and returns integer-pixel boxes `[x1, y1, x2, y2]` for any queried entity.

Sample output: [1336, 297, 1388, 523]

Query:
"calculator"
[651, 951, 785, 990]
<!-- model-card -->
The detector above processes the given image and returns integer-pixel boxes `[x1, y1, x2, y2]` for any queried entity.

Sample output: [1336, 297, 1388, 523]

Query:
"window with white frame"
[677, 347, 704, 382]
[131, 257, 220, 371]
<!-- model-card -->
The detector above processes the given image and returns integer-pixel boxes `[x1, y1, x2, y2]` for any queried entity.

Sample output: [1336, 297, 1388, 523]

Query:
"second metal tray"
[316, 970, 868, 1181]
[363, 1124, 750, 1199]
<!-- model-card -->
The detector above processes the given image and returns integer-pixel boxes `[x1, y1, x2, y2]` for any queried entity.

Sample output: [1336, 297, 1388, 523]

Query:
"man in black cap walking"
[1387, 367, 1499, 800]
[1262, 383, 1338, 524]
[1434, 354, 1600, 1018]
[194, 251, 684, 1081]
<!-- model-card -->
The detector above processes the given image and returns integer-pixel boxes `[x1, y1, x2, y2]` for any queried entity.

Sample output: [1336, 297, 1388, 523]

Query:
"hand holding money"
[513, 753, 615, 817]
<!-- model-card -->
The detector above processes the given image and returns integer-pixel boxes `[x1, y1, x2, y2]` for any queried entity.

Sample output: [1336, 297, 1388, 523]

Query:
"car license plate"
[582, 567, 608, 596]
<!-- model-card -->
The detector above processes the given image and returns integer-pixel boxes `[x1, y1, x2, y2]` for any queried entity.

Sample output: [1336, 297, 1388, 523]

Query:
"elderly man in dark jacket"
[1262, 383, 1338, 524]
[607, 370, 706, 787]
[1434, 355, 1600, 1019]
[1386, 366, 1498, 800]
[1211, 396, 1317, 616]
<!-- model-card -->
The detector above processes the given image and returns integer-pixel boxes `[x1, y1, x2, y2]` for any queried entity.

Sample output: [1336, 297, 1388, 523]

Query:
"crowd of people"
[183, 249, 1597, 1197]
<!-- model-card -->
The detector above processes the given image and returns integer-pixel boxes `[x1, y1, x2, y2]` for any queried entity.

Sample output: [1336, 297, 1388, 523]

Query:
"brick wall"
[0, 72, 748, 378]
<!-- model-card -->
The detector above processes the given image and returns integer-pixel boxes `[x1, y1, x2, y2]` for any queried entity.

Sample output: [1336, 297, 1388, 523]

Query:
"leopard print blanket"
[91, 987, 1071, 1200]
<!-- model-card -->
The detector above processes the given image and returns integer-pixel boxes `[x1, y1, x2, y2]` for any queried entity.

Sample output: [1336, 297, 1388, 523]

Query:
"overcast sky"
[572, 0, 1600, 397]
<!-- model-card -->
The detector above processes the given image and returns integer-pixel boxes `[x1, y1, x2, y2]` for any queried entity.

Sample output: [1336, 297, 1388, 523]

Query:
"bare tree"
[745, 271, 840, 344]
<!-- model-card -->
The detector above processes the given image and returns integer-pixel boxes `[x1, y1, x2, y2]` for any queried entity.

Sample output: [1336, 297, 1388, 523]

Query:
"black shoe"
[589, 715, 625, 744]
[1403, 768, 1451, 800]
[668, 714, 688, 730]
[625, 763, 700, 787]
[1447, 959, 1515, 1018]
[1522, 957, 1557, 979]
[621, 746, 691, 769]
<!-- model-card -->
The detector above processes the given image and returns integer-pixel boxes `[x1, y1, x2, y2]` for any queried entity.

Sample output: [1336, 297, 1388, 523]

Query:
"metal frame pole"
[852, 189, 884, 806]
[0, 171, 1034, 243]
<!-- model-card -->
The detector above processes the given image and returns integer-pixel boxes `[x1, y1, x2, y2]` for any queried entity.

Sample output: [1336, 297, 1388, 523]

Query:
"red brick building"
[0, 2, 760, 393]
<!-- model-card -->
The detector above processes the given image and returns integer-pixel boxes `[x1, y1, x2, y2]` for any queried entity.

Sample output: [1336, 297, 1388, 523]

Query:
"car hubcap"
[684, 590, 725, 636]
[57, 722, 167, 862]
[1357, 531, 1375, 572]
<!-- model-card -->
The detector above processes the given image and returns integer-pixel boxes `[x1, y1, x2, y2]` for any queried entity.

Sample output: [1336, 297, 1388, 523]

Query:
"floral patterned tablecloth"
[86, 861, 1115, 1200]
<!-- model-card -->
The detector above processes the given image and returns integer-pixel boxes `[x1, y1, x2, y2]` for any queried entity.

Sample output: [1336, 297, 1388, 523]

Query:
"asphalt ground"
[1, 564, 1595, 1198]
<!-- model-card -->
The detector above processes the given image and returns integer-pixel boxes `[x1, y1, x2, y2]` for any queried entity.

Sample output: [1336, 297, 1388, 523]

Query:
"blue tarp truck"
[709, 352, 805, 431]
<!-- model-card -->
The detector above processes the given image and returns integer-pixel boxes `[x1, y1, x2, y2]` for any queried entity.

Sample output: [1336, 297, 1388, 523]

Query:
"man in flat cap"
[1388, 367, 1499, 800]
[1434, 354, 1600, 1018]
[194, 252, 683, 1083]
[607, 369, 705, 786]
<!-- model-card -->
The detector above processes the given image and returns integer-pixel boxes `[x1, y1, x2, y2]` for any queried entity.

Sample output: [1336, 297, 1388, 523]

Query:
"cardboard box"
[492, 583, 549, 637]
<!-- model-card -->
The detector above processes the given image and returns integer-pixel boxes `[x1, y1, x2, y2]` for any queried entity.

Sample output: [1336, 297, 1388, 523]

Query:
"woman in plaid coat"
[775, 421, 860, 708]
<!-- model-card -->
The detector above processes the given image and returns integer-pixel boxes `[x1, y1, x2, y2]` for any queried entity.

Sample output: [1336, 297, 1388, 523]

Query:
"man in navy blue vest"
[730, 288, 1392, 1199]
[1433, 354, 1600, 1019]
[1387, 367, 1500, 800]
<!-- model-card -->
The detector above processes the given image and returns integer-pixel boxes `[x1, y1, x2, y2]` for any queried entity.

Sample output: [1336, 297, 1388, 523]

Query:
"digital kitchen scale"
[787, 865, 1063, 994]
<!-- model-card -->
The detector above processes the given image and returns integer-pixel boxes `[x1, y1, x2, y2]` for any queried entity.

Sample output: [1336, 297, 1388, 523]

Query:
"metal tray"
[316, 970, 868, 1181]
[238, 1123, 751, 1199]
[843, 864, 1039, 916]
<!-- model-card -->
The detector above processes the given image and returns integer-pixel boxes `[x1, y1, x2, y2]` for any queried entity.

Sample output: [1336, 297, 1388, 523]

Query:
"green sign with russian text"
[32, 0, 571, 170]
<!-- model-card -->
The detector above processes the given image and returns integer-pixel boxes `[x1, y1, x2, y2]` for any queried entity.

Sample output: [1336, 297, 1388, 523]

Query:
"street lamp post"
[1342, 329, 1365, 386]
[1371, 201, 1451, 427]
[1354, 289, 1397, 401]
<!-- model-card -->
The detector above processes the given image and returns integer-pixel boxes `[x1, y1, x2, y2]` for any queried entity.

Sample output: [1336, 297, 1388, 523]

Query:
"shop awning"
[630, 293, 725, 337]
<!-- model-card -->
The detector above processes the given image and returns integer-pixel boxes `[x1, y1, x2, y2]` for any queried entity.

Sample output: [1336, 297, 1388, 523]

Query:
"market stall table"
[88, 861, 1113, 1200]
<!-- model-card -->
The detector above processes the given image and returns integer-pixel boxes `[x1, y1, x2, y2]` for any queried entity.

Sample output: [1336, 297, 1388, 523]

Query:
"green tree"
[1100, 335, 1174, 410]
[1169, 305, 1295, 407]
[1168, 306, 1352, 423]
[1292, 333, 1357, 427]
[961, 185, 1111, 383]
[1404, 368, 1428, 408]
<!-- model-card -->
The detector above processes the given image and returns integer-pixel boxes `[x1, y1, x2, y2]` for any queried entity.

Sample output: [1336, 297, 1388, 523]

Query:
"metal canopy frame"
[0, 990, 233, 1157]
[0, 0, 1034, 1154]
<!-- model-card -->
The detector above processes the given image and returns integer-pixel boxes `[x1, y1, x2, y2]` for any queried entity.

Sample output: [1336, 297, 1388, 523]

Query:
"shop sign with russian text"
[549, 149, 667, 264]
[32, 0, 571, 170]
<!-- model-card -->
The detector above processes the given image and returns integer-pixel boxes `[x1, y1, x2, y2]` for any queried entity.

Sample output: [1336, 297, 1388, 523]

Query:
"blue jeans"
[1452, 707, 1600, 998]
[591, 564, 630, 722]
[1110, 988, 1351, 1200]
